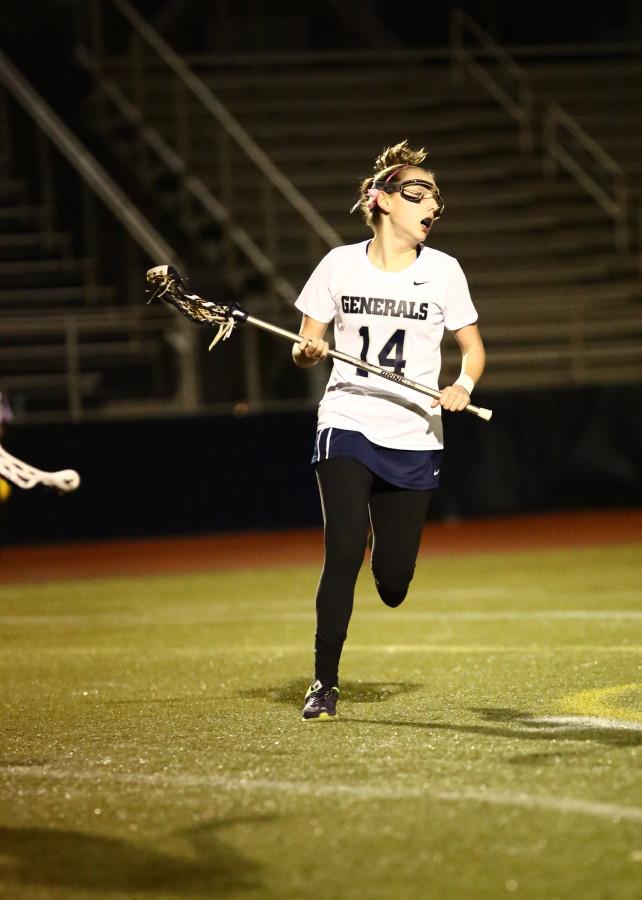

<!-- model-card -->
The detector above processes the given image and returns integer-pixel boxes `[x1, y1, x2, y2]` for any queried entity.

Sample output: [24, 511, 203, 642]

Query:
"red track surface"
[0, 509, 640, 585]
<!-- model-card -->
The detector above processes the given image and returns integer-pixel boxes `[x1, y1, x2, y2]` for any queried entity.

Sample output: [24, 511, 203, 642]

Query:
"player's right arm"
[292, 315, 330, 368]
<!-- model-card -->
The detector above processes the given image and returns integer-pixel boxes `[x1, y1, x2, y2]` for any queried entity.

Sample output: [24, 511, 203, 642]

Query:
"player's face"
[383, 168, 442, 244]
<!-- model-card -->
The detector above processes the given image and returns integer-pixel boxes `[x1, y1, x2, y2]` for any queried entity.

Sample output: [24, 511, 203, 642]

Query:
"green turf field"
[1, 543, 641, 900]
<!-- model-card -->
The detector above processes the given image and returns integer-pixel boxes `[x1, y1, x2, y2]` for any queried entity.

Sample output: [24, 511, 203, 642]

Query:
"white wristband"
[454, 374, 475, 395]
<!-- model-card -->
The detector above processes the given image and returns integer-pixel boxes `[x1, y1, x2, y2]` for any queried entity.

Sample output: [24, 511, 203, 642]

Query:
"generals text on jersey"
[341, 296, 430, 320]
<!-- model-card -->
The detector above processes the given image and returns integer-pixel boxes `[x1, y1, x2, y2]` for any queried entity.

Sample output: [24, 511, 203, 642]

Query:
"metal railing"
[637, 196, 642, 276]
[76, 50, 301, 304]
[0, 307, 176, 422]
[0, 51, 179, 272]
[450, 9, 534, 152]
[0, 50, 200, 420]
[543, 103, 630, 255]
[450, 9, 634, 261]
[80, 0, 342, 306]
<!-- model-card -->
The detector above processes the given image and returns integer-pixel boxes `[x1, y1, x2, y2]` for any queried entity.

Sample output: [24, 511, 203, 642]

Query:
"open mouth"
[420, 218, 433, 233]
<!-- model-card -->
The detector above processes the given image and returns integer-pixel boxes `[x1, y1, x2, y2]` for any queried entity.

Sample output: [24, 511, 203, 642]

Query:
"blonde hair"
[352, 139, 440, 229]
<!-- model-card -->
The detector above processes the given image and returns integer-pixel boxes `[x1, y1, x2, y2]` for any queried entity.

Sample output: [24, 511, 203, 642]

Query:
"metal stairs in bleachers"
[0, 163, 109, 418]
[523, 55, 642, 190]
[0, 75, 184, 423]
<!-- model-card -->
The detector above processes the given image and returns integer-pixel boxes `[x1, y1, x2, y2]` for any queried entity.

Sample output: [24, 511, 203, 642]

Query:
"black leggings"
[314, 456, 432, 685]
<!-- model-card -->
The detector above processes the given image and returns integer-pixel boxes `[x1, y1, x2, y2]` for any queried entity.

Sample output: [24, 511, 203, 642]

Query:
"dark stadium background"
[1, 0, 640, 545]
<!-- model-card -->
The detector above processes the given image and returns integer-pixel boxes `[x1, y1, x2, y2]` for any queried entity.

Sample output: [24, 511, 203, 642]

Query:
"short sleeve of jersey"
[294, 251, 337, 324]
[444, 258, 478, 331]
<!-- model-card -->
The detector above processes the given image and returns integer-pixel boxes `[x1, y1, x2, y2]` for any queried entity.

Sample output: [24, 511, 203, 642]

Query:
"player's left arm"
[432, 323, 486, 411]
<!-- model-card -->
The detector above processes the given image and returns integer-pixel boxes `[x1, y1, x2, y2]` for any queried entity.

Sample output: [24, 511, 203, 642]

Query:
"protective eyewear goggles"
[372, 179, 445, 218]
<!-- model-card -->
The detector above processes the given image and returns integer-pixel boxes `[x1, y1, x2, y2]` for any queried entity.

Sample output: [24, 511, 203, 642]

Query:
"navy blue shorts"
[312, 427, 442, 491]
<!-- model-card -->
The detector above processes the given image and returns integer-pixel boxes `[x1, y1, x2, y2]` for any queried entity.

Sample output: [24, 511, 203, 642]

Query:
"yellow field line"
[559, 683, 642, 723]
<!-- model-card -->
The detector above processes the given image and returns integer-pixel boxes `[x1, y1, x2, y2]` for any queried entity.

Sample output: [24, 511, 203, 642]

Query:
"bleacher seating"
[0, 115, 181, 421]
[523, 56, 642, 180]
[90, 48, 642, 390]
[5, 10, 641, 421]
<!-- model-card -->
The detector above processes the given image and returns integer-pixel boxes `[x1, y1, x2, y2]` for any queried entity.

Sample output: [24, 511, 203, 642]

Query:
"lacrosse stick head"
[50, 470, 81, 493]
[146, 265, 247, 347]
[0, 441, 81, 492]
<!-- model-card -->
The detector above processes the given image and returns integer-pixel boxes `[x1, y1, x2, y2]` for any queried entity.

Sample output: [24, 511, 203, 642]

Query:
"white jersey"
[294, 240, 477, 450]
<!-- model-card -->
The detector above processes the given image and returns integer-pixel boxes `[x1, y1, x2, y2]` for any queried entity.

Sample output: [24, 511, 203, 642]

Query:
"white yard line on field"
[526, 716, 642, 731]
[346, 644, 642, 654]
[4, 765, 642, 823]
[383, 610, 642, 621]
[412, 589, 642, 602]
[1, 644, 641, 659]
[1, 609, 642, 627]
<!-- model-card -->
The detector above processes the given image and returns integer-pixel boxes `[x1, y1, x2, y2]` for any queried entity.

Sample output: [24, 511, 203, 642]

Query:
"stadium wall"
[1, 384, 641, 546]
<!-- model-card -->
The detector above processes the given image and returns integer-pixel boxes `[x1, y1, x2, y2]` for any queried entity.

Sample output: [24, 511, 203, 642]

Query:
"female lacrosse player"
[292, 140, 485, 721]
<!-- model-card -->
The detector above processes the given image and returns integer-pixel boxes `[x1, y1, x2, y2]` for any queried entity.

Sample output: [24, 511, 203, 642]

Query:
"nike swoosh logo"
[433, 469, 440, 476]
[413, 281, 430, 286]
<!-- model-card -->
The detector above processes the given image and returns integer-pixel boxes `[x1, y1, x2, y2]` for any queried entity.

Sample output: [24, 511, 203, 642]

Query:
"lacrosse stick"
[146, 265, 493, 422]
[0, 443, 80, 492]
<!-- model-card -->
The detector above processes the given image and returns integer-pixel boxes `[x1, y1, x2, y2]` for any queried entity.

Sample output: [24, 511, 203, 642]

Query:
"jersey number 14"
[357, 326, 407, 377]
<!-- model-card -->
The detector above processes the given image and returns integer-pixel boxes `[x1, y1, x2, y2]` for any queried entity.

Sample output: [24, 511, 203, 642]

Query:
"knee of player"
[372, 557, 416, 590]
[374, 578, 409, 608]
